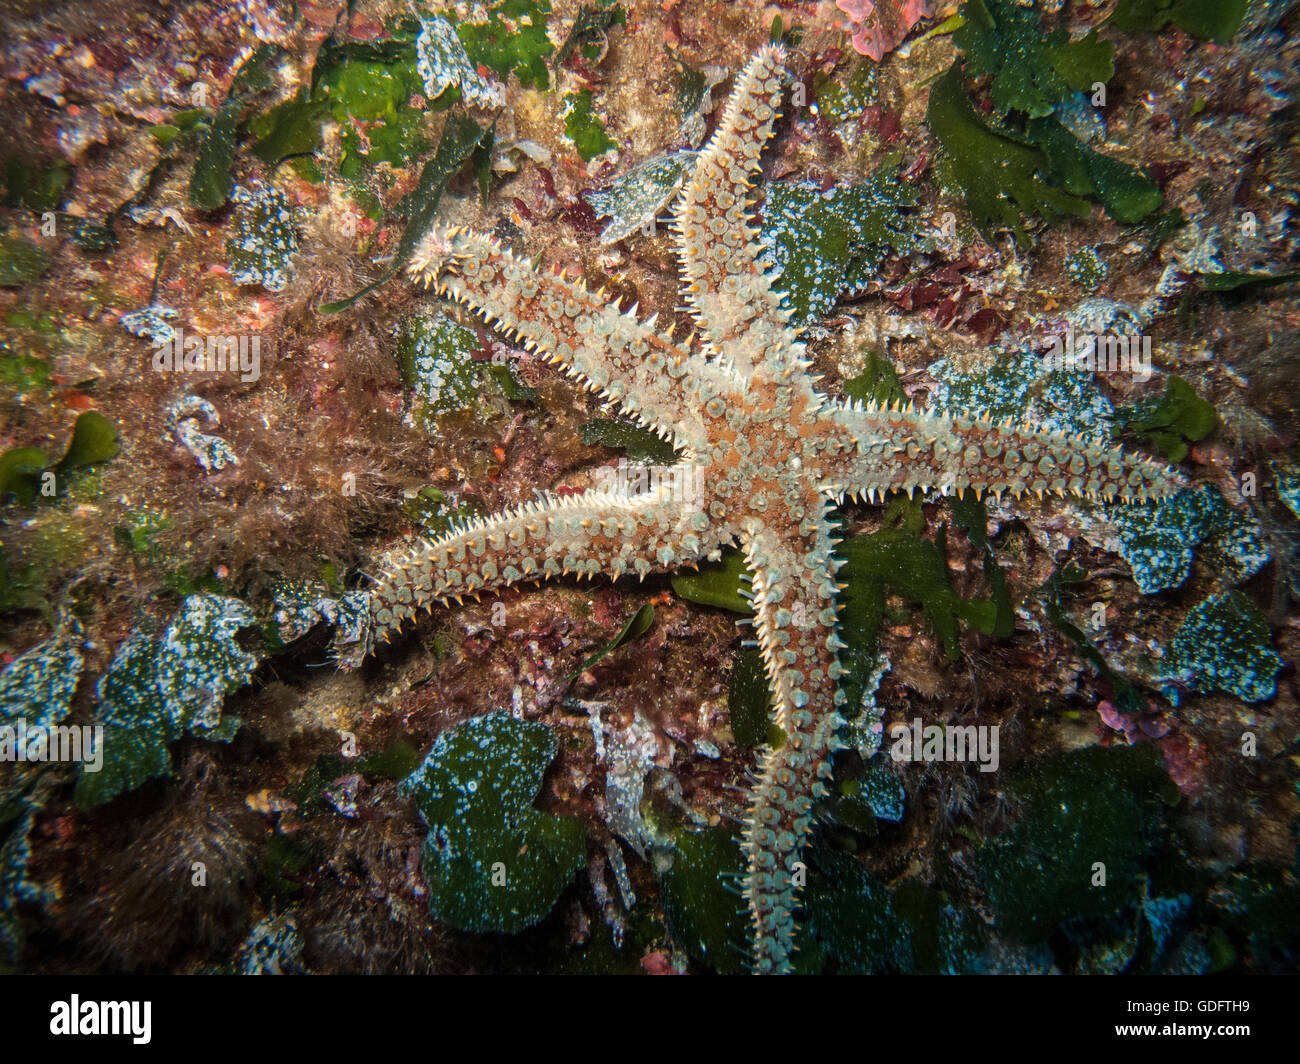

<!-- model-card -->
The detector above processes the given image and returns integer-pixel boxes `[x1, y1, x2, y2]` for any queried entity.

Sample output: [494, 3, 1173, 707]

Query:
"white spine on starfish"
[407, 225, 747, 451]
[820, 398, 1187, 503]
[671, 44, 817, 394]
[339, 479, 733, 666]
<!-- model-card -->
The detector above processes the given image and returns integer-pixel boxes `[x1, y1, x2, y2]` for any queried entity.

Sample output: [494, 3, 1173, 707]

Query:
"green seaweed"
[321, 113, 489, 313]
[75, 594, 259, 808]
[0, 237, 51, 288]
[562, 603, 654, 690]
[1109, 0, 1249, 43]
[563, 90, 616, 161]
[760, 158, 918, 323]
[928, 64, 1089, 247]
[1167, 591, 1282, 704]
[727, 648, 774, 749]
[804, 848, 911, 973]
[1039, 562, 1145, 715]
[0, 412, 118, 507]
[976, 744, 1178, 942]
[955, 0, 1115, 118]
[656, 826, 748, 974]
[249, 94, 328, 168]
[1114, 375, 1215, 463]
[1023, 115, 1161, 224]
[400, 713, 586, 934]
[55, 411, 118, 474]
[843, 350, 907, 408]
[0, 448, 47, 507]
[671, 549, 753, 614]
[452, 0, 554, 91]
[189, 45, 280, 210]
[837, 518, 999, 662]
[579, 417, 678, 463]
[1113, 484, 1267, 594]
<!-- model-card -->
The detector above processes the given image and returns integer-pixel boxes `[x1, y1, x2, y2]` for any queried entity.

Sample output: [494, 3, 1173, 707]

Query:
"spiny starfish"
[337, 44, 1183, 973]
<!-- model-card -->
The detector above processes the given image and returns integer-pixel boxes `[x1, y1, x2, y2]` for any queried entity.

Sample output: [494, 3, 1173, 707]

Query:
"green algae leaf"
[189, 103, 241, 209]
[1113, 484, 1266, 595]
[1199, 269, 1300, 292]
[658, 827, 748, 974]
[1114, 375, 1215, 463]
[563, 89, 616, 161]
[321, 113, 488, 313]
[401, 713, 585, 934]
[838, 525, 997, 661]
[1024, 115, 1162, 223]
[0, 635, 83, 732]
[188, 47, 282, 209]
[0, 237, 51, 288]
[956, 0, 1114, 117]
[563, 603, 654, 689]
[671, 548, 753, 614]
[843, 351, 906, 407]
[1168, 592, 1281, 704]
[483, 362, 538, 402]
[0, 447, 47, 507]
[927, 63, 1089, 248]
[2, 157, 72, 212]
[805, 847, 911, 973]
[55, 411, 118, 473]
[74, 630, 175, 809]
[226, 183, 300, 291]
[249, 93, 327, 167]
[585, 150, 698, 245]
[579, 417, 677, 463]
[455, 0, 554, 91]
[76, 594, 259, 808]
[948, 491, 1014, 638]
[931, 348, 1114, 438]
[761, 160, 918, 323]
[977, 744, 1176, 941]
[728, 648, 771, 749]
[1109, 0, 1249, 43]
[398, 311, 486, 431]
[1211, 863, 1300, 959]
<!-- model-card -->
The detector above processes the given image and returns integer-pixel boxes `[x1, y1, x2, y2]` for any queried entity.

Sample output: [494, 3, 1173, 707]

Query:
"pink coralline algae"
[1097, 698, 1172, 743]
[835, 0, 933, 61]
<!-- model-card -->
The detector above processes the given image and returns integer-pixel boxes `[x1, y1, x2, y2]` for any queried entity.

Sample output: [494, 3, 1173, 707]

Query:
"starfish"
[337, 44, 1183, 973]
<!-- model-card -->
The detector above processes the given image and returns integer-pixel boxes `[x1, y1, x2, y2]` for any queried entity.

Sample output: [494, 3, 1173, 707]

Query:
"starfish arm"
[674, 45, 810, 382]
[336, 477, 729, 665]
[737, 499, 848, 974]
[406, 226, 731, 449]
[817, 399, 1187, 504]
